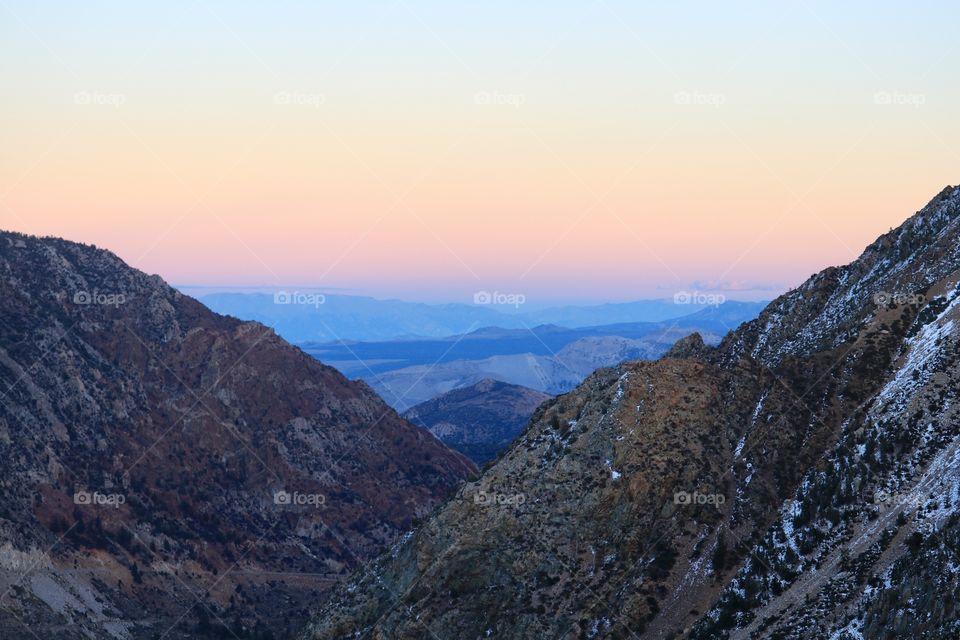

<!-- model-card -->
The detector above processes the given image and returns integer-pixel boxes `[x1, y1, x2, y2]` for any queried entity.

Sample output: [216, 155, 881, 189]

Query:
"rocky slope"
[300, 185, 960, 639]
[0, 232, 476, 640]
[402, 379, 552, 465]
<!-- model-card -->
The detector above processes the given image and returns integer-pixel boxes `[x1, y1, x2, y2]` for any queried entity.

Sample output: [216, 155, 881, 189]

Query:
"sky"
[1, 1, 958, 304]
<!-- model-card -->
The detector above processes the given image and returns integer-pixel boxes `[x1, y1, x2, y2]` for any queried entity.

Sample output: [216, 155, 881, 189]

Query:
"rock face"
[301, 186, 960, 639]
[402, 379, 553, 464]
[0, 232, 476, 640]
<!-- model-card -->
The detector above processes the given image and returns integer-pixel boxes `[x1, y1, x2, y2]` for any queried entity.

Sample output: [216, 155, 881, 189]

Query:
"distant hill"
[403, 379, 553, 464]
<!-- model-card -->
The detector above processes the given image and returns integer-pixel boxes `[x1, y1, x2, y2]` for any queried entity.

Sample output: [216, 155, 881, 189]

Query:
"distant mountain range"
[199, 291, 766, 343]
[365, 330, 712, 411]
[301, 302, 765, 375]
[302, 302, 766, 411]
[403, 379, 553, 465]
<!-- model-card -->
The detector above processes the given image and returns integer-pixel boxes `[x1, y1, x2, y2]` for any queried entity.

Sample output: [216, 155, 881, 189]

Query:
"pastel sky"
[2, 1, 958, 304]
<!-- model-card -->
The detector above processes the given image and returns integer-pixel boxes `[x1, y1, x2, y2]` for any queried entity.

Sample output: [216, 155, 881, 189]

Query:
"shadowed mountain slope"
[0, 232, 475, 639]
[403, 379, 553, 464]
[301, 186, 960, 640]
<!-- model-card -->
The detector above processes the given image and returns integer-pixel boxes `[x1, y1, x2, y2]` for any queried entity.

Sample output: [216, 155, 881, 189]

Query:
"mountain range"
[303, 303, 765, 411]
[199, 291, 762, 344]
[301, 186, 960, 639]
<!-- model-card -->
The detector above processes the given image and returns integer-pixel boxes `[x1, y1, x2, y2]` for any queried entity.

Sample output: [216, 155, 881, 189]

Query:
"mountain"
[302, 303, 765, 413]
[300, 185, 960, 639]
[523, 298, 770, 328]
[402, 379, 553, 465]
[198, 292, 517, 343]
[302, 302, 766, 378]
[0, 232, 475, 640]
[367, 329, 719, 411]
[199, 291, 764, 344]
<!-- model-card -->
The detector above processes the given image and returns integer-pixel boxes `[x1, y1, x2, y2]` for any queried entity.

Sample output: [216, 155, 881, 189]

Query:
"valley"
[4, 4, 955, 638]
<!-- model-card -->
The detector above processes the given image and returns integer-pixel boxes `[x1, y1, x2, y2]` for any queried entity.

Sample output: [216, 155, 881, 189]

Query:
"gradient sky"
[2, 1, 958, 304]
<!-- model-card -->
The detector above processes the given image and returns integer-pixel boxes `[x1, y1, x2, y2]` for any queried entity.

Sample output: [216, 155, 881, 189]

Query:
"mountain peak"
[664, 330, 708, 359]
[718, 183, 960, 368]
